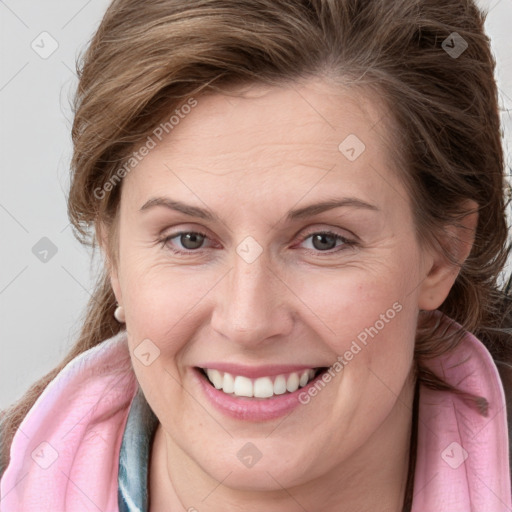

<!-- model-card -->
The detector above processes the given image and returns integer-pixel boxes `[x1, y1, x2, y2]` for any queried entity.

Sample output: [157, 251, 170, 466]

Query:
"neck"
[149, 373, 417, 512]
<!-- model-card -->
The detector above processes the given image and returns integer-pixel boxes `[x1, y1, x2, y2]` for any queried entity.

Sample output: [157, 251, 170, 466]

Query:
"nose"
[210, 248, 294, 348]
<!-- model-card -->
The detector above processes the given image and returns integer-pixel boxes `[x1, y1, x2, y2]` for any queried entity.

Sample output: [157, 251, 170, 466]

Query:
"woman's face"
[107, 79, 449, 491]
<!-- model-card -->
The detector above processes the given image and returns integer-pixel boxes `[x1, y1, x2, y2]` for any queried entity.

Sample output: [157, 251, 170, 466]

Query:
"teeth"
[299, 371, 309, 387]
[204, 368, 318, 398]
[253, 377, 274, 398]
[234, 376, 253, 397]
[273, 375, 287, 395]
[206, 369, 223, 389]
[223, 372, 235, 394]
[286, 372, 300, 393]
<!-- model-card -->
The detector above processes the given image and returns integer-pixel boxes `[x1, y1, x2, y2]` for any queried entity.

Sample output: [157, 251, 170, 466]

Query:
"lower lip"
[194, 368, 325, 421]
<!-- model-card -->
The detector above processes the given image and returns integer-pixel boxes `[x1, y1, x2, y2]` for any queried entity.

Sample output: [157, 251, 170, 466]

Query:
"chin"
[196, 448, 319, 492]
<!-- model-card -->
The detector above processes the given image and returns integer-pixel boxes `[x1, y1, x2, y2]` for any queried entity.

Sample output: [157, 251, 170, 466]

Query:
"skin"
[100, 79, 477, 511]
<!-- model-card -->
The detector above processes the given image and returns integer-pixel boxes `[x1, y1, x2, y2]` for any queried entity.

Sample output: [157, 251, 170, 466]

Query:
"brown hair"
[1, 0, 511, 475]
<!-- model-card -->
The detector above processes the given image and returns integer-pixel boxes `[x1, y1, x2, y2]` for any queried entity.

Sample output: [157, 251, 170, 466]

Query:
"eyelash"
[158, 229, 356, 256]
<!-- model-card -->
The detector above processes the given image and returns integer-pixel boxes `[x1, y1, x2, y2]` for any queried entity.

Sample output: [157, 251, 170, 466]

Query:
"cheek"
[121, 260, 217, 340]
[294, 262, 418, 399]
[295, 265, 413, 341]
[120, 267, 201, 406]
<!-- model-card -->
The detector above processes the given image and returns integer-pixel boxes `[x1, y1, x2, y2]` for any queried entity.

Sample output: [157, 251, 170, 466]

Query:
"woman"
[1, 0, 511, 510]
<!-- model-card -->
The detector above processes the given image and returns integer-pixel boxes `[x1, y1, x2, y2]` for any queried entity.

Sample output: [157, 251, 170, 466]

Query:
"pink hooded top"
[0, 313, 510, 511]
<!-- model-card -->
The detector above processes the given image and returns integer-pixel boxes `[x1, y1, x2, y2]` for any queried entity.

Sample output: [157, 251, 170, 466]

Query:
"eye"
[296, 230, 356, 254]
[159, 229, 356, 256]
[159, 230, 212, 254]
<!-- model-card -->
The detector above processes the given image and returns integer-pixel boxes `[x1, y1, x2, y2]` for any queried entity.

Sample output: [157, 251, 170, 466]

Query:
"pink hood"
[0, 314, 510, 511]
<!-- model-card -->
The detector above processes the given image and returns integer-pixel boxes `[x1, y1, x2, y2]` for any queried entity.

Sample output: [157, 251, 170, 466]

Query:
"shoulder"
[491, 288, 512, 486]
[495, 360, 512, 477]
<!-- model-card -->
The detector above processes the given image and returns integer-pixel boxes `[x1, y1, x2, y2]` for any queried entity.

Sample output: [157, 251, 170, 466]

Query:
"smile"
[202, 368, 321, 398]
[194, 364, 332, 421]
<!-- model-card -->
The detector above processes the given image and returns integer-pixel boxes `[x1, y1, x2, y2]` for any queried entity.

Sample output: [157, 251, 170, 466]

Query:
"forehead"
[120, 79, 408, 216]
[153, 80, 387, 163]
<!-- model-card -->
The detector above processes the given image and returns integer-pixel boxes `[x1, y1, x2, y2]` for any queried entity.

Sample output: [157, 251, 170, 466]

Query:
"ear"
[96, 220, 123, 306]
[418, 200, 478, 311]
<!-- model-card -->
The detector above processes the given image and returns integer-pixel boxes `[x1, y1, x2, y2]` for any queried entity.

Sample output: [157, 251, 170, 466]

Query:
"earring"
[114, 304, 125, 323]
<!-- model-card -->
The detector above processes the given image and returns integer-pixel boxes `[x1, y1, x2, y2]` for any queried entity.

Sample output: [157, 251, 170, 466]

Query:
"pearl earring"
[114, 304, 125, 323]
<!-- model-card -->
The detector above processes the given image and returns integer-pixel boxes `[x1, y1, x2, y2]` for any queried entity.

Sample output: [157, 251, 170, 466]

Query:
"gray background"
[1, 0, 511, 409]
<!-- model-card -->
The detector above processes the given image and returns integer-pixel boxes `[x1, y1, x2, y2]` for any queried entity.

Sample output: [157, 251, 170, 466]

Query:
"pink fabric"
[0, 330, 137, 512]
[1, 315, 510, 511]
[411, 315, 511, 511]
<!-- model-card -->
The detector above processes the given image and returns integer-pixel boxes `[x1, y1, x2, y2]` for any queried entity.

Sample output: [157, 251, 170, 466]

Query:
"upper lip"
[196, 363, 326, 379]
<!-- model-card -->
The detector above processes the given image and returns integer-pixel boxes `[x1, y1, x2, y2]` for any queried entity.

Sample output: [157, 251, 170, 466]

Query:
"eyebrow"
[139, 196, 379, 222]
